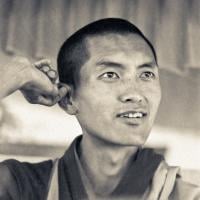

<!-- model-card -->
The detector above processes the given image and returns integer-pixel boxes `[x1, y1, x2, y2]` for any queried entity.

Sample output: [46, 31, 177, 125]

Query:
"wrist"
[18, 66, 33, 91]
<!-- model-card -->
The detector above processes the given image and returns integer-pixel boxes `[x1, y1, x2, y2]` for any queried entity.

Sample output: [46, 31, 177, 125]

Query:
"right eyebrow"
[96, 60, 125, 69]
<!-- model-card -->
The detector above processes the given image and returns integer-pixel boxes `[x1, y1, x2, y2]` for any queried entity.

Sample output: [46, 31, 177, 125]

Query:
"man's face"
[72, 33, 161, 146]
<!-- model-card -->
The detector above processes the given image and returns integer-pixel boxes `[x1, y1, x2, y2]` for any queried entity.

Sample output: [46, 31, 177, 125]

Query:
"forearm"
[0, 63, 28, 99]
[0, 57, 67, 106]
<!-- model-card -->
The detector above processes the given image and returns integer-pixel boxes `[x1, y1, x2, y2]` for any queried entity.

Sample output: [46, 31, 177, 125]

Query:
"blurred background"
[0, 0, 200, 175]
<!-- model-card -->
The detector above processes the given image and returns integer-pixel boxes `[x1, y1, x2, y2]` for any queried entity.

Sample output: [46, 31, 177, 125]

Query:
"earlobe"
[58, 85, 78, 115]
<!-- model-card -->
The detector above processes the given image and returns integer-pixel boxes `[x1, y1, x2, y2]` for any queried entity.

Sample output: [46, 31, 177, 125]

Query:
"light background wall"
[0, 0, 200, 170]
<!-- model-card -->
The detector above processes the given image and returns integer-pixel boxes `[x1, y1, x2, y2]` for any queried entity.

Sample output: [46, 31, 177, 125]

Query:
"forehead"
[85, 33, 155, 63]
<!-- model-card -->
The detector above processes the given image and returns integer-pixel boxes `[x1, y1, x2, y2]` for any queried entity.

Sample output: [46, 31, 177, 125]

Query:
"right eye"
[99, 72, 119, 80]
[140, 71, 156, 81]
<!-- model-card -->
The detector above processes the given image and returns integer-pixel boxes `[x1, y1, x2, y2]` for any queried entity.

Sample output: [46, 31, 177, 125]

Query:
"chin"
[127, 133, 149, 146]
[107, 136, 147, 147]
[125, 139, 146, 147]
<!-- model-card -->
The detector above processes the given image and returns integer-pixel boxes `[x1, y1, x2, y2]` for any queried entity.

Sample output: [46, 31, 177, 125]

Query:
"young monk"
[0, 18, 199, 200]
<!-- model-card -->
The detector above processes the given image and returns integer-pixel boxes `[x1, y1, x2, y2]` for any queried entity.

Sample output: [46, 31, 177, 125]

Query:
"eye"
[140, 71, 155, 81]
[99, 72, 119, 80]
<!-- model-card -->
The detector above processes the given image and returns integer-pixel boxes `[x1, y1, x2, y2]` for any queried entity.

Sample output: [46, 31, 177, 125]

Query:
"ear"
[58, 84, 78, 115]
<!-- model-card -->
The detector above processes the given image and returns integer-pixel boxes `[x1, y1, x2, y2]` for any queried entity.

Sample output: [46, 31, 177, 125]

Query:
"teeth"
[132, 112, 143, 118]
[121, 112, 143, 118]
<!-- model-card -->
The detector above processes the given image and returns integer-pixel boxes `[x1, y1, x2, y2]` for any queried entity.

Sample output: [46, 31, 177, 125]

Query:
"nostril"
[119, 93, 144, 103]
[125, 98, 133, 102]
[126, 98, 142, 103]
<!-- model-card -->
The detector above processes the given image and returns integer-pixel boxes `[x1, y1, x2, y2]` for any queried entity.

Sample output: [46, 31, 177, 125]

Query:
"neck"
[79, 133, 139, 195]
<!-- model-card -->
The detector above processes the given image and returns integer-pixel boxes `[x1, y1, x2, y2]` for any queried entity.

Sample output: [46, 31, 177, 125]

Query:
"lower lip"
[118, 116, 147, 125]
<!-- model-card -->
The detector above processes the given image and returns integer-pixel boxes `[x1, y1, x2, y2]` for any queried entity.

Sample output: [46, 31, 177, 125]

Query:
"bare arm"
[0, 57, 29, 99]
[0, 57, 67, 106]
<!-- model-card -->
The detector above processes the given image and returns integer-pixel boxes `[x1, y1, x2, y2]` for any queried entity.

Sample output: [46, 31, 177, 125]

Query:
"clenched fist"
[0, 57, 67, 106]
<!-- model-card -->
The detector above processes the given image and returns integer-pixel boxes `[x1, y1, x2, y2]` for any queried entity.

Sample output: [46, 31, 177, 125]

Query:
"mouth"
[117, 111, 147, 119]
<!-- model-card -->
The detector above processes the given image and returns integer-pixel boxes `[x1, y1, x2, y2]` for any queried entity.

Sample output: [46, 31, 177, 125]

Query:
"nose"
[118, 88, 145, 104]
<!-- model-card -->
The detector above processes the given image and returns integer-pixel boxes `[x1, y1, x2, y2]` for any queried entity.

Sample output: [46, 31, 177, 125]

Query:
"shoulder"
[0, 160, 20, 199]
[170, 169, 200, 200]
[1, 158, 53, 183]
[150, 160, 200, 199]
[0, 159, 53, 200]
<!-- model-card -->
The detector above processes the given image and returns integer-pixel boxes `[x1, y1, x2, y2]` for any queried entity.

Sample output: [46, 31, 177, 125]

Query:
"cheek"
[143, 83, 161, 108]
[152, 87, 161, 105]
[76, 84, 111, 112]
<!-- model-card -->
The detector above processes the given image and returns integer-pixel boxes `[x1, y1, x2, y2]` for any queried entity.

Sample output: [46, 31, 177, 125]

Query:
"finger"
[39, 65, 57, 77]
[45, 84, 68, 104]
[47, 70, 58, 83]
[22, 88, 59, 106]
[41, 65, 50, 72]
[21, 91, 43, 105]
[34, 59, 51, 69]
[35, 65, 58, 84]
[37, 95, 56, 106]
[49, 84, 60, 96]
[57, 83, 69, 99]
[35, 60, 58, 83]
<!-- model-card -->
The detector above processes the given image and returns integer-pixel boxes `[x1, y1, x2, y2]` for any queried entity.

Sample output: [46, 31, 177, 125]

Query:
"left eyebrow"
[138, 62, 158, 69]
[96, 61, 125, 69]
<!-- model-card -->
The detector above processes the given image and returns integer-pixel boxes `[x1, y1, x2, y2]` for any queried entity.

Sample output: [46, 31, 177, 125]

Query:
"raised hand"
[20, 58, 67, 106]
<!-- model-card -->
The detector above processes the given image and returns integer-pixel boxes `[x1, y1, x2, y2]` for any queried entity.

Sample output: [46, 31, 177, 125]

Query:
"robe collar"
[58, 135, 163, 200]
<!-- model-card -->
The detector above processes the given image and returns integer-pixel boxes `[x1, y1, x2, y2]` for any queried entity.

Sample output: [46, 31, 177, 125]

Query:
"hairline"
[84, 32, 157, 62]
[57, 20, 158, 90]
[71, 32, 157, 90]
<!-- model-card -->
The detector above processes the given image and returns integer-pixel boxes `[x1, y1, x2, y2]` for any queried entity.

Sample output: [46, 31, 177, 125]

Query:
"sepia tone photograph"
[0, 0, 200, 199]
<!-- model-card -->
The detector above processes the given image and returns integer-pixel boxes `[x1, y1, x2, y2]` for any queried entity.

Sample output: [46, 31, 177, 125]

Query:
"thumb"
[57, 83, 70, 101]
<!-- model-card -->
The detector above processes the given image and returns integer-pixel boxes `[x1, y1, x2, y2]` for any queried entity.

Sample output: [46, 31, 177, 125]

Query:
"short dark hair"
[57, 18, 157, 89]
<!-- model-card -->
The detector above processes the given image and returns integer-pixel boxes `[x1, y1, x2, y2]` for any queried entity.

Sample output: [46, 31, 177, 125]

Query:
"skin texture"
[62, 33, 162, 195]
[0, 57, 67, 106]
[0, 32, 162, 197]
[71, 33, 161, 146]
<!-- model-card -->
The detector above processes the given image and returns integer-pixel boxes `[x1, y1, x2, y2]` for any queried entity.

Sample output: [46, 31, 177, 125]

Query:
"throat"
[79, 134, 138, 195]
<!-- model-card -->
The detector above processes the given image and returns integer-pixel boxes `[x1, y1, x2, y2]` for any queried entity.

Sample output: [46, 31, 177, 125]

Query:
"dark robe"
[0, 136, 164, 200]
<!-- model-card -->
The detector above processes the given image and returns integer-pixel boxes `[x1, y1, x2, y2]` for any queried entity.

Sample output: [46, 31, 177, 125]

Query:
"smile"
[117, 111, 147, 119]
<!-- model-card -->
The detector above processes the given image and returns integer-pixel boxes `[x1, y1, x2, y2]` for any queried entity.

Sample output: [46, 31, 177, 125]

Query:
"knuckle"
[40, 58, 51, 63]
[48, 70, 57, 78]
[34, 58, 50, 67]
[40, 59, 51, 66]
[13, 56, 30, 65]
[42, 66, 50, 72]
